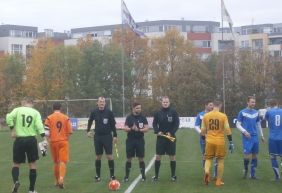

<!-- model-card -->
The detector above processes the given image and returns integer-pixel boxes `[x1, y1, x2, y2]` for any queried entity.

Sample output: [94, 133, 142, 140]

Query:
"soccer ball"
[108, 180, 120, 191]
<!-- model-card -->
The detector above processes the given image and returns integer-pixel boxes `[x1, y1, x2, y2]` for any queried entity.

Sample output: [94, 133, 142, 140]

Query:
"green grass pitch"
[0, 129, 281, 193]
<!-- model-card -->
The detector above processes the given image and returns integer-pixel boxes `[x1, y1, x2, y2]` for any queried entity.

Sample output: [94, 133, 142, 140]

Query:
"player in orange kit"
[44, 102, 73, 189]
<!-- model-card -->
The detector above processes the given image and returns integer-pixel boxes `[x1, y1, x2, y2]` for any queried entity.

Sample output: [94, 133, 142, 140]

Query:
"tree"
[24, 39, 59, 100]
[0, 55, 25, 115]
[149, 29, 214, 115]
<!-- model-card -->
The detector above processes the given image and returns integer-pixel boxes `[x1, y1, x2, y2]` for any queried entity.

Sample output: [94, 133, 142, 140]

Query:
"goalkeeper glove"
[229, 142, 235, 153]
[38, 139, 48, 157]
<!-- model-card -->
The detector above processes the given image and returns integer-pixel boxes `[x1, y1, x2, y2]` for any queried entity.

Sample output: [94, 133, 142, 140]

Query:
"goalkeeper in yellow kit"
[201, 100, 234, 186]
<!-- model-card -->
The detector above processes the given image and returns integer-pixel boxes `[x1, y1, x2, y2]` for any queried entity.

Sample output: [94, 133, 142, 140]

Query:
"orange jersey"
[201, 110, 231, 145]
[45, 111, 73, 142]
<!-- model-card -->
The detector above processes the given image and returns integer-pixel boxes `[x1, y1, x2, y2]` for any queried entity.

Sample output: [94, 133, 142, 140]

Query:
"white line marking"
[124, 156, 155, 193]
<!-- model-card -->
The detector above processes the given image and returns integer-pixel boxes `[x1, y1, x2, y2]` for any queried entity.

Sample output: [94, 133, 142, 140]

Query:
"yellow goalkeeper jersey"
[201, 109, 231, 145]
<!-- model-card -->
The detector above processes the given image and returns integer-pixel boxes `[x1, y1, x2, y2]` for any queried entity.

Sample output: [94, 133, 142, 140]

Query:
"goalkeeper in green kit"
[6, 97, 47, 193]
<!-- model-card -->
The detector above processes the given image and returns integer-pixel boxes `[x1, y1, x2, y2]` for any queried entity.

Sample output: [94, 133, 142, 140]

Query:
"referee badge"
[103, 118, 108, 124]
[168, 116, 173, 122]
[138, 122, 144, 128]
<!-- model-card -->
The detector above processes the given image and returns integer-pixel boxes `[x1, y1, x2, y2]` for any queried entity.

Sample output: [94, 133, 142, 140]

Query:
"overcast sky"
[0, 0, 281, 32]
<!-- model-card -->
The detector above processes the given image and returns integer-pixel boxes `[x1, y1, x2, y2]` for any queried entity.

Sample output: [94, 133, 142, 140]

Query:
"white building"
[0, 25, 37, 56]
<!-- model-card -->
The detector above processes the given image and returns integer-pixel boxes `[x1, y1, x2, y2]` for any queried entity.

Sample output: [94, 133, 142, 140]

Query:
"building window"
[148, 26, 159, 32]
[29, 32, 33, 38]
[11, 44, 23, 55]
[142, 26, 149, 33]
[269, 37, 282, 45]
[9, 30, 35, 38]
[193, 25, 206, 33]
[26, 45, 33, 58]
[218, 40, 234, 51]
[164, 25, 181, 32]
[241, 28, 247, 35]
[252, 39, 263, 49]
[273, 50, 281, 57]
[104, 30, 111, 36]
[263, 27, 272, 34]
[202, 41, 211, 48]
[159, 25, 163, 32]
[10, 30, 22, 37]
[240, 40, 249, 48]
[186, 25, 191, 32]
[193, 40, 211, 48]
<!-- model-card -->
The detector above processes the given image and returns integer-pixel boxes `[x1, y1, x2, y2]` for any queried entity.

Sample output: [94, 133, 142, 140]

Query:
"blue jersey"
[195, 111, 206, 154]
[237, 108, 260, 137]
[195, 111, 205, 128]
[265, 108, 282, 140]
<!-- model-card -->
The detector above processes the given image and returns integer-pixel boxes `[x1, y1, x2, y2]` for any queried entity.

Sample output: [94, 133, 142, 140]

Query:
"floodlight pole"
[221, 1, 226, 113]
[121, 0, 125, 117]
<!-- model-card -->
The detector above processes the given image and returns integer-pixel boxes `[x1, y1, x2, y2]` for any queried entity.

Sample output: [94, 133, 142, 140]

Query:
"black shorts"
[126, 138, 145, 158]
[156, 136, 176, 156]
[13, 136, 39, 164]
[94, 134, 113, 155]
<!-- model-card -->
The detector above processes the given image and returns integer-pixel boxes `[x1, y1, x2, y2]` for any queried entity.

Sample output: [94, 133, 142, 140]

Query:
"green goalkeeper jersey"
[6, 106, 44, 137]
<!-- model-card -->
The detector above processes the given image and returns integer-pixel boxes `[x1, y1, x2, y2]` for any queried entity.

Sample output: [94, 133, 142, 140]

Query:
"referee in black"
[152, 96, 180, 182]
[87, 97, 117, 182]
[123, 102, 149, 182]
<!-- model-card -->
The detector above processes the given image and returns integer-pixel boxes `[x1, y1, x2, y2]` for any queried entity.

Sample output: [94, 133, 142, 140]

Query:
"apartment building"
[66, 20, 219, 59]
[1, 20, 282, 58]
[0, 25, 37, 56]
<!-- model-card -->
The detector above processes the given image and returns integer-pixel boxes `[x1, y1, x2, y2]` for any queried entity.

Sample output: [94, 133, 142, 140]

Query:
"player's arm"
[169, 110, 180, 136]
[44, 118, 50, 138]
[224, 115, 234, 153]
[124, 124, 131, 132]
[34, 113, 47, 142]
[124, 115, 131, 132]
[140, 117, 149, 133]
[110, 111, 117, 143]
[87, 111, 95, 137]
[35, 113, 48, 157]
[38, 130, 48, 157]
[34, 112, 45, 135]
[153, 112, 161, 134]
[66, 118, 73, 138]
[194, 114, 201, 134]
[236, 121, 250, 137]
[6, 109, 18, 138]
[140, 124, 149, 133]
[6, 108, 18, 130]
[200, 118, 207, 140]
[124, 116, 131, 132]
[256, 120, 265, 142]
[236, 112, 251, 138]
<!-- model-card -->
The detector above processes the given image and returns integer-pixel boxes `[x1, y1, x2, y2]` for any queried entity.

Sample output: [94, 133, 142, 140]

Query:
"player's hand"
[229, 142, 235, 153]
[87, 131, 94, 138]
[11, 130, 17, 138]
[113, 137, 118, 144]
[157, 131, 164, 136]
[38, 140, 48, 157]
[132, 125, 139, 131]
[166, 132, 171, 137]
[243, 131, 251, 138]
[124, 127, 131, 132]
[261, 136, 265, 143]
[42, 138, 48, 146]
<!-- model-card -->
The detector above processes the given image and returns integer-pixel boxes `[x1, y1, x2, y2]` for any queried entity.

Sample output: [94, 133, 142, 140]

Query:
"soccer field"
[1, 129, 281, 193]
